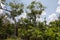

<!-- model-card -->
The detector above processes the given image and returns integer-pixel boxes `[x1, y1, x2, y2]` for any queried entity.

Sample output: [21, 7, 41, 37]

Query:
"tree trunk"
[13, 17, 18, 37]
[15, 25, 18, 36]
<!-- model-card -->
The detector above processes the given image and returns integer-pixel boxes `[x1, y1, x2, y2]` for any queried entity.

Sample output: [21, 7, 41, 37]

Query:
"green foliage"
[18, 18, 60, 40]
[0, 15, 15, 39]
[9, 2, 24, 17]
[0, 0, 60, 40]
[27, 1, 45, 15]
[26, 1, 45, 27]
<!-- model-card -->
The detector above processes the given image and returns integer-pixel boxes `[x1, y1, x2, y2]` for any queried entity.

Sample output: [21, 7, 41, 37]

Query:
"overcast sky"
[1, 0, 60, 24]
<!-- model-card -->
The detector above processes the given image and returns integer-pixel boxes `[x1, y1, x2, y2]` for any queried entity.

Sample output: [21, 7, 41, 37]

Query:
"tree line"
[0, 0, 60, 40]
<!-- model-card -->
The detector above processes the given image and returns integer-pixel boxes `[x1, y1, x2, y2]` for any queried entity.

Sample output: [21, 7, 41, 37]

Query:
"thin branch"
[0, 8, 11, 12]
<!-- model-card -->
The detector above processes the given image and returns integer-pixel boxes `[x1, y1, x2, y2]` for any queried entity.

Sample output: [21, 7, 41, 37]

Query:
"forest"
[0, 0, 60, 40]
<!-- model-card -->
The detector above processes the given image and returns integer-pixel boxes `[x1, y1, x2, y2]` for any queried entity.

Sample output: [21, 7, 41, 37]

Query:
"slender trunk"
[13, 17, 18, 37]
[15, 24, 18, 36]
[23, 24, 30, 40]
[33, 15, 36, 27]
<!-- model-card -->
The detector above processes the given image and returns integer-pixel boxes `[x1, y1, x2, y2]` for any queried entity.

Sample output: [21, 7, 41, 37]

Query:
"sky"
[20, 0, 60, 23]
[0, 0, 60, 24]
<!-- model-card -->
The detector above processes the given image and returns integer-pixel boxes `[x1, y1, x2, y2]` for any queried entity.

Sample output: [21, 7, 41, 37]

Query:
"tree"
[17, 1, 45, 40]
[0, 15, 15, 39]
[9, 1, 24, 36]
[1, 0, 60, 40]
[48, 17, 60, 40]
[26, 1, 45, 27]
[0, 0, 24, 37]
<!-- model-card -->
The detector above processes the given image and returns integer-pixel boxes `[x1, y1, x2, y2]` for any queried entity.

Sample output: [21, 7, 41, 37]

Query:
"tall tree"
[0, 0, 24, 37]
[18, 1, 45, 40]
[9, 1, 24, 37]
[26, 1, 45, 27]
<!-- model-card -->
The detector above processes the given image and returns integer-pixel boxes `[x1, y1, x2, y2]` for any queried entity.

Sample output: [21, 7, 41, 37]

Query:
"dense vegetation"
[0, 0, 60, 40]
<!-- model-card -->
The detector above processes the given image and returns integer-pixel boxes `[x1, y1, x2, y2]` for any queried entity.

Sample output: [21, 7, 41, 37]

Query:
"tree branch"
[0, 8, 11, 12]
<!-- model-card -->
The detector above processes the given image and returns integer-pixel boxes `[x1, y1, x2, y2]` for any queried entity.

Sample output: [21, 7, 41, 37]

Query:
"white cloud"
[7, 18, 15, 24]
[41, 11, 46, 16]
[1, 3, 6, 9]
[0, 9, 3, 14]
[18, 12, 26, 18]
[47, 13, 58, 23]
[58, 0, 60, 4]
[36, 17, 44, 22]
[36, 11, 46, 22]
[15, 12, 26, 21]
[0, 3, 6, 14]
[56, 6, 60, 13]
